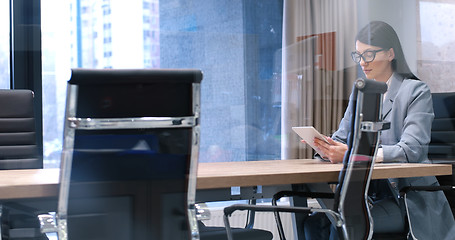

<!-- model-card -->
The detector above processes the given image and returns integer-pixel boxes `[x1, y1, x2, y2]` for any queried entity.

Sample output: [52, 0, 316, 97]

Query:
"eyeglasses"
[351, 49, 385, 63]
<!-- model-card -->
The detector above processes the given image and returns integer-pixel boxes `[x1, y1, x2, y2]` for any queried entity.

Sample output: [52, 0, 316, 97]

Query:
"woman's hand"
[313, 137, 347, 163]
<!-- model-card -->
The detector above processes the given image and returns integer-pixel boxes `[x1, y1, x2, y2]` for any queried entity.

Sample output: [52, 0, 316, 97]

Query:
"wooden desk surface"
[0, 159, 451, 199]
[197, 159, 452, 189]
[0, 168, 60, 200]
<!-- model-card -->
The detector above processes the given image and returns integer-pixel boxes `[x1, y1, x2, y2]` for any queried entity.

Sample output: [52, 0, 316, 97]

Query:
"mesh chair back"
[0, 89, 41, 169]
[58, 69, 202, 240]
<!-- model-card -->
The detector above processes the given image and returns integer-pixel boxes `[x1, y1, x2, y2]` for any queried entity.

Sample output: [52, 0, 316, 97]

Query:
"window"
[41, 0, 72, 167]
[41, 0, 283, 167]
[5, 0, 449, 168]
[0, 0, 9, 89]
[418, 0, 455, 92]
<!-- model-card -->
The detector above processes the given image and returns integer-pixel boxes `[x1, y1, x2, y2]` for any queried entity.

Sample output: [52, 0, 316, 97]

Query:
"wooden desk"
[0, 159, 451, 200]
[0, 168, 59, 200]
[197, 159, 452, 189]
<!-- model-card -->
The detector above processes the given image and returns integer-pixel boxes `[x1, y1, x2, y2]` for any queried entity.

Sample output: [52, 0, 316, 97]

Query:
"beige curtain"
[281, 0, 358, 159]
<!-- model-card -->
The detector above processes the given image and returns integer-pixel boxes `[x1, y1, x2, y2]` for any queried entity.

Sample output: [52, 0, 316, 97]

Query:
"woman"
[307, 21, 454, 239]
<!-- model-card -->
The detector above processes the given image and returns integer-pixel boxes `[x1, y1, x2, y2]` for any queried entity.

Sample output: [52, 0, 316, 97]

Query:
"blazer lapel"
[382, 74, 403, 119]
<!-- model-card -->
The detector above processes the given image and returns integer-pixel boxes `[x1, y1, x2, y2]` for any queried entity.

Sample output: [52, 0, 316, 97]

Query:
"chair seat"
[199, 225, 273, 240]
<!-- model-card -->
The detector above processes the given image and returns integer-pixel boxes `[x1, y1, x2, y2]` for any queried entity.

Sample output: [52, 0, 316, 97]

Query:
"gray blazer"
[332, 74, 455, 239]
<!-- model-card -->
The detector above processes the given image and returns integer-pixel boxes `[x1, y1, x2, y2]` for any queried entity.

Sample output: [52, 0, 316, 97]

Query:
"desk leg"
[306, 182, 337, 237]
[306, 183, 335, 209]
[291, 184, 309, 240]
[290, 183, 335, 240]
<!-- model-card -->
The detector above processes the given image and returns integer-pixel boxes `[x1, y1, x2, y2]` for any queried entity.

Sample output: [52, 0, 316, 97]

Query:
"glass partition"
[418, 0, 455, 92]
[7, 0, 452, 238]
[41, 0, 283, 167]
[0, 0, 10, 89]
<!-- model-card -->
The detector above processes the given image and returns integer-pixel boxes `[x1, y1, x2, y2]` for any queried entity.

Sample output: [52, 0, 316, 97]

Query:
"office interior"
[2, 0, 455, 239]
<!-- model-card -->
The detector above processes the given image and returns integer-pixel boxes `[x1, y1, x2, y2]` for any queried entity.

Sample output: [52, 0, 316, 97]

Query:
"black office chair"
[0, 89, 47, 240]
[428, 92, 455, 216]
[371, 91, 455, 239]
[197, 194, 272, 239]
[198, 221, 273, 240]
[221, 78, 389, 240]
[0, 89, 41, 169]
[37, 68, 203, 240]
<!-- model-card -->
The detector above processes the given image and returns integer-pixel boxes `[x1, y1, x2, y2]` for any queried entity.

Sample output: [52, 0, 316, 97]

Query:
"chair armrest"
[399, 185, 455, 197]
[224, 204, 311, 216]
[222, 204, 342, 240]
[223, 204, 341, 226]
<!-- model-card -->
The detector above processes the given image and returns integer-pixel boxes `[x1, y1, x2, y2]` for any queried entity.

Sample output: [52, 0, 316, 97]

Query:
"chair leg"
[272, 197, 286, 240]
[223, 214, 234, 240]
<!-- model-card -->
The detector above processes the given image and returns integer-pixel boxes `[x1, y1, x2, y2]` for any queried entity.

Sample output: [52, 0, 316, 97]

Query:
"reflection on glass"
[41, 0, 283, 167]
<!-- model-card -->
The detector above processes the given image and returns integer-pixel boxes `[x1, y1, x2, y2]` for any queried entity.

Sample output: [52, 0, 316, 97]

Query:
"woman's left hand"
[314, 137, 348, 163]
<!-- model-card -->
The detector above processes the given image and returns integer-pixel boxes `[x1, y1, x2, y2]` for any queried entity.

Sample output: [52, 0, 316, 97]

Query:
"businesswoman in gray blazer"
[307, 21, 455, 239]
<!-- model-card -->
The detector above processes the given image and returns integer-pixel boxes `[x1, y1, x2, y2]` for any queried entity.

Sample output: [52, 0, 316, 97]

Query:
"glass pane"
[41, 0, 72, 168]
[418, 0, 455, 92]
[41, 0, 283, 167]
[0, 0, 10, 89]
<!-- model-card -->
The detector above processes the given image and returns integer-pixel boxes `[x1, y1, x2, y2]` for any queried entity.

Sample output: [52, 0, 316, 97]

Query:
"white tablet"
[292, 126, 330, 158]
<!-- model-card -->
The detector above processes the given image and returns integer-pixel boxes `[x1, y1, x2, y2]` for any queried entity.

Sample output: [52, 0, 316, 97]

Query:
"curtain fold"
[281, 0, 358, 159]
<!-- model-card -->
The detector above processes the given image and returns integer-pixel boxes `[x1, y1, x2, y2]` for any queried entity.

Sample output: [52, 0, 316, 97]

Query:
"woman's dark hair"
[356, 21, 418, 80]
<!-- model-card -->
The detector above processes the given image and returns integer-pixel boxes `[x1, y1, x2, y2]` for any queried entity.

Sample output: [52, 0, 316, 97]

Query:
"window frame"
[9, 0, 44, 162]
